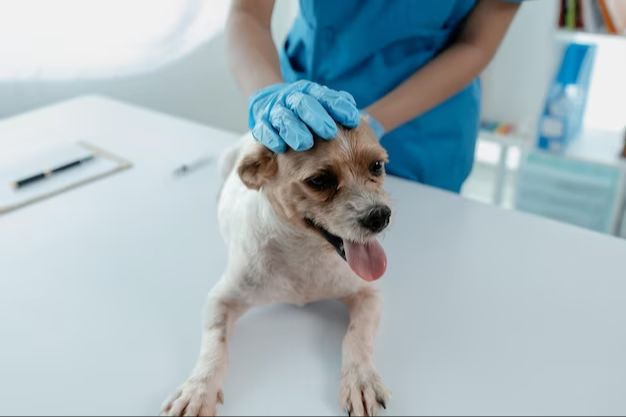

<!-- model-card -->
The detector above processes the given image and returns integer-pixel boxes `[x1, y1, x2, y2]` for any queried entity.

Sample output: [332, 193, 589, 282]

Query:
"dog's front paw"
[161, 376, 224, 417]
[340, 365, 390, 417]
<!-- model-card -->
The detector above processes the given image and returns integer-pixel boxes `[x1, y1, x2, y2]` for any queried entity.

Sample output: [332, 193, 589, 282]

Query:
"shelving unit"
[474, 48, 626, 235]
[466, 1, 626, 236]
[548, 28, 626, 168]
[513, 29, 626, 235]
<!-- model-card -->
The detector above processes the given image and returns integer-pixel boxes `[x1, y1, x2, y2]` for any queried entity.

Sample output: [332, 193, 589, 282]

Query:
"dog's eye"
[369, 160, 385, 177]
[306, 172, 338, 191]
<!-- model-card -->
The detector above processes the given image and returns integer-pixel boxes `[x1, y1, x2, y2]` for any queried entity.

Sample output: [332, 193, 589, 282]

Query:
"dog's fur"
[162, 121, 391, 416]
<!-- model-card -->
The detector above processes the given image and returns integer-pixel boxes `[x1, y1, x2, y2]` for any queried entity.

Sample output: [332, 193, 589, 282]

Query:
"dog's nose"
[360, 205, 391, 233]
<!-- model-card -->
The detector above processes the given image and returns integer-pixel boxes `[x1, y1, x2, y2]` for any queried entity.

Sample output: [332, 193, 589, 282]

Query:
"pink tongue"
[344, 239, 387, 281]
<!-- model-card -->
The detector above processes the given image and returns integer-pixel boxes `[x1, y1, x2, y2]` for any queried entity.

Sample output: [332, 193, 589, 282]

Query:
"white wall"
[0, 35, 247, 132]
[481, 0, 561, 137]
[0, 0, 299, 134]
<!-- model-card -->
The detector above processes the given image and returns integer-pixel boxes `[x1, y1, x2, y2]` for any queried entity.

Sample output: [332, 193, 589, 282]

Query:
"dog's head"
[238, 119, 391, 281]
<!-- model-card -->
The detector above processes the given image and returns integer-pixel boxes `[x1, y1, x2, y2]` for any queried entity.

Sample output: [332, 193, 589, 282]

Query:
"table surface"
[1, 96, 626, 416]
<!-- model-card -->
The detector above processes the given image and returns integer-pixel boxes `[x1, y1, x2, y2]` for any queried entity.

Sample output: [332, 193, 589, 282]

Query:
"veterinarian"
[227, 0, 522, 192]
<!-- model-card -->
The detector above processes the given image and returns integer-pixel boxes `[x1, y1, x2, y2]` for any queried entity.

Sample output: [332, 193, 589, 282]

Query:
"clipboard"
[0, 142, 132, 215]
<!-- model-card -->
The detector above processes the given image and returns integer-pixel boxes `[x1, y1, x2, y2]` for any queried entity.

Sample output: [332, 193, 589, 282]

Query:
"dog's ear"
[237, 144, 278, 190]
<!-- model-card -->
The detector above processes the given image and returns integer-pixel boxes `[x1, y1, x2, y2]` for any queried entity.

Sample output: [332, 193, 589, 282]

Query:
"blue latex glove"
[360, 111, 385, 140]
[248, 80, 360, 153]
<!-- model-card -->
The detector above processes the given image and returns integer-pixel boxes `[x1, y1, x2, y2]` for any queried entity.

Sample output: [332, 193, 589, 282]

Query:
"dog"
[162, 118, 392, 416]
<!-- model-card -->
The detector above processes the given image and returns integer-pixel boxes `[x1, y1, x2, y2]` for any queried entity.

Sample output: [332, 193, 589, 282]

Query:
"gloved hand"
[248, 80, 360, 153]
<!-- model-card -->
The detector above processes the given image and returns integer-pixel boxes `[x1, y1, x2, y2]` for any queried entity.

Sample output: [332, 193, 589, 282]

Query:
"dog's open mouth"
[305, 218, 387, 282]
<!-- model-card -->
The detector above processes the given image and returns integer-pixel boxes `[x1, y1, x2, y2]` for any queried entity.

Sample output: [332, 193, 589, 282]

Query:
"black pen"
[12, 155, 95, 189]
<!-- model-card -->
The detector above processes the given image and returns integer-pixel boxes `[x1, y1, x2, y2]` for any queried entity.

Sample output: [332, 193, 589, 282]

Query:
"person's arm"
[225, 0, 360, 153]
[226, 0, 282, 96]
[366, 0, 521, 133]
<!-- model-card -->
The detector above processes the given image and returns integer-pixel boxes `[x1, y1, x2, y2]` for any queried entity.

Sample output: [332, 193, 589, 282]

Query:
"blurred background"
[0, 0, 625, 238]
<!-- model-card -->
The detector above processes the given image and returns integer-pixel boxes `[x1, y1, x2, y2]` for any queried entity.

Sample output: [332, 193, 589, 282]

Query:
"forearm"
[366, 43, 490, 132]
[367, 0, 520, 133]
[226, 0, 282, 96]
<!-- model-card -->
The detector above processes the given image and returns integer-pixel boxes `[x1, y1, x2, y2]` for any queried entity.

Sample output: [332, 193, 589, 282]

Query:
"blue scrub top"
[279, 0, 511, 192]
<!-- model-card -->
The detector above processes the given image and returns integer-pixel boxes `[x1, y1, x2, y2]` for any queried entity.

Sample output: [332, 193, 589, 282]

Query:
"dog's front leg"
[162, 290, 248, 417]
[340, 288, 390, 417]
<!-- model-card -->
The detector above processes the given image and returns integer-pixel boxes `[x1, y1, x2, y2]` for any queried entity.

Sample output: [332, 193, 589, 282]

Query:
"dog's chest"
[243, 238, 364, 305]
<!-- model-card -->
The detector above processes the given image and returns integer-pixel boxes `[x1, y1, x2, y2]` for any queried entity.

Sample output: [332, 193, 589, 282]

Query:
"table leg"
[493, 144, 509, 206]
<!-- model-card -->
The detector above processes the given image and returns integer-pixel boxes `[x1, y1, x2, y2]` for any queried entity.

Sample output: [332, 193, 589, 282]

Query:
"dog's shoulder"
[217, 134, 257, 201]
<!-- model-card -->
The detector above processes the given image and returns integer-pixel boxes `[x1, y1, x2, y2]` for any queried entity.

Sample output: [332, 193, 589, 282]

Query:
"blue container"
[537, 43, 596, 152]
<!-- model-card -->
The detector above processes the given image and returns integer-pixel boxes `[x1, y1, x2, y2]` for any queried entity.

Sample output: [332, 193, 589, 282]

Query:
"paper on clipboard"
[0, 142, 132, 215]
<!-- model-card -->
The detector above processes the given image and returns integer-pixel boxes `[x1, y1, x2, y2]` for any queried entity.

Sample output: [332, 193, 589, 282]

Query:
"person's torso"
[279, 0, 482, 191]
[280, 0, 477, 107]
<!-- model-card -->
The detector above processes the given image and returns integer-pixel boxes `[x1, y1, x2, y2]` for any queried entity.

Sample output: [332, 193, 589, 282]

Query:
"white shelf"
[478, 130, 530, 149]
[565, 127, 626, 168]
[555, 29, 626, 45]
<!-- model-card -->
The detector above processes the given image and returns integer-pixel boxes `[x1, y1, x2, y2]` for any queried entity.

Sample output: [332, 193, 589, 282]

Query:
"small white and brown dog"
[162, 119, 392, 417]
